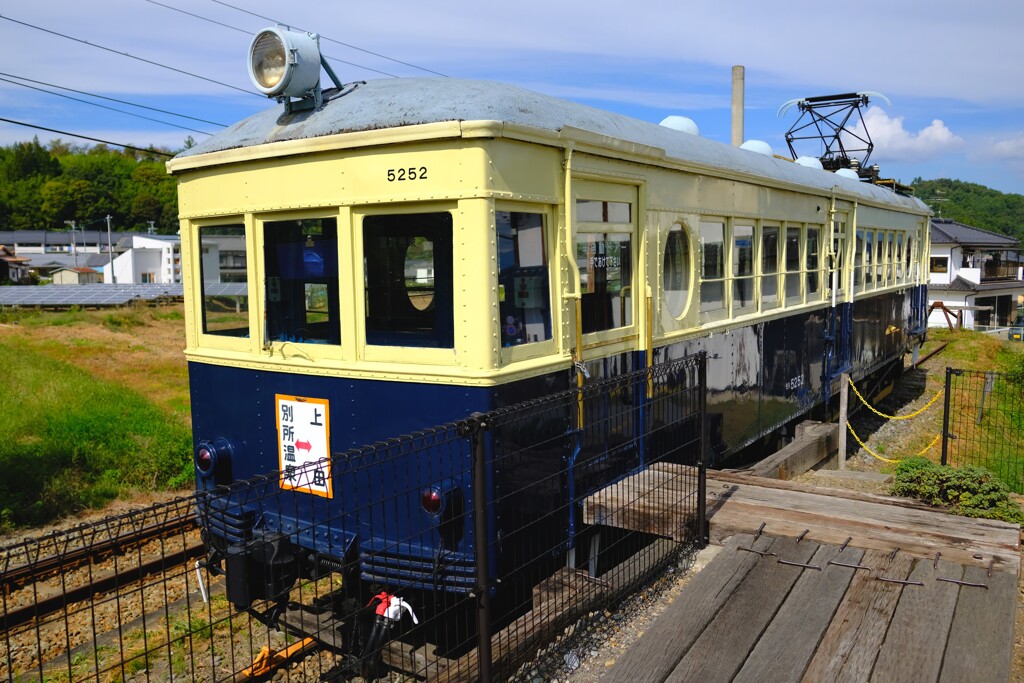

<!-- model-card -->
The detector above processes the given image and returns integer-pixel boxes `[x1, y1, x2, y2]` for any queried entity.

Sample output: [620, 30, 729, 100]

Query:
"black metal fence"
[942, 367, 1024, 493]
[1, 353, 706, 682]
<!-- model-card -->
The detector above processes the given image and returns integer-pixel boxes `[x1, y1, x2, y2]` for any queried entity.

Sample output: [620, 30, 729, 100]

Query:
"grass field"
[0, 303, 191, 529]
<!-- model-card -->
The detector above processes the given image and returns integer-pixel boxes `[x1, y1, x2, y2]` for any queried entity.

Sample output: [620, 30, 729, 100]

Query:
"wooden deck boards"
[591, 465, 1020, 682]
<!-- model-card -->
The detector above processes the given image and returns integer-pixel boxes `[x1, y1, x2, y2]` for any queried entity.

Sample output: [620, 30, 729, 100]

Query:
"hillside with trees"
[912, 178, 1024, 240]
[0, 138, 180, 234]
[2, 139, 1021, 241]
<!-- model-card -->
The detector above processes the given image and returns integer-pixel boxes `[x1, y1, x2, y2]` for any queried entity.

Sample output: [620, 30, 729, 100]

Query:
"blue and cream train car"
[169, 32, 929, 636]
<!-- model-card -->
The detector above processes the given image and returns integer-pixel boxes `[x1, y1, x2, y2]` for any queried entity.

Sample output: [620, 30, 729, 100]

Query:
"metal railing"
[942, 367, 1024, 493]
[2, 353, 707, 682]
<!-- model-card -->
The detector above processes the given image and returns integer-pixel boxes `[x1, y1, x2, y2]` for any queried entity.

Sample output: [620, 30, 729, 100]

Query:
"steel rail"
[1, 509, 196, 591]
[1, 536, 206, 633]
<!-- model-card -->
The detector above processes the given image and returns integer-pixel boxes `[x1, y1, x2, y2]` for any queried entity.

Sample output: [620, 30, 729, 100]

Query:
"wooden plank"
[733, 544, 866, 683]
[801, 550, 915, 682]
[870, 558, 963, 683]
[584, 465, 699, 540]
[939, 565, 1017, 683]
[602, 534, 770, 683]
[532, 566, 606, 609]
[705, 488, 1019, 571]
[664, 537, 820, 683]
[709, 468, 1016, 518]
[706, 502, 1018, 570]
[707, 476, 1019, 551]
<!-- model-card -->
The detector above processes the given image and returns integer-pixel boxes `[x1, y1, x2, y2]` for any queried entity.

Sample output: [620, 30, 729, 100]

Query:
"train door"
[566, 178, 645, 571]
[824, 209, 854, 406]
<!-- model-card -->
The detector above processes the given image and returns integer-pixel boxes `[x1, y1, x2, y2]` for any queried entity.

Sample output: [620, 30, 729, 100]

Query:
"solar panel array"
[0, 284, 186, 307]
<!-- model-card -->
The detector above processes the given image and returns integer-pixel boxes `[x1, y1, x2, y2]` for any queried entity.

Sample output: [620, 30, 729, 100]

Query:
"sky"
[2, 0, 1023, 202]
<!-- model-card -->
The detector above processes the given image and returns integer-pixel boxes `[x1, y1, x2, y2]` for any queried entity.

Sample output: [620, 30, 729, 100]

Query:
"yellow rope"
[846, 421, 942, 464]
[848, 377, 943, 421]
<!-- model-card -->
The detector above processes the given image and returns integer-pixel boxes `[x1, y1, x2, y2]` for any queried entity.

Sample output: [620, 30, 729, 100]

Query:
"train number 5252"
[387, 167, 428, 182]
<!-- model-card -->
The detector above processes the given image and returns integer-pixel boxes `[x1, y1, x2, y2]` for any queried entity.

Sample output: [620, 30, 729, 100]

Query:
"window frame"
[662, 220, 695, 321]
[255, 209, 346, 362]
[573, 181, 639, 349]
[497, 201, 557, 366]
[192, 215, 255, 354]
[699, 217, 728, 324]
[760, 223, 781, 312]
[354, 203, 459, 366]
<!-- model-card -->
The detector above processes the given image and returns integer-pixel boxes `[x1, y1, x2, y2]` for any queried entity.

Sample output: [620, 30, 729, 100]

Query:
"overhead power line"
[0, 71, 229, 127]
[208, 0, 449, 77]
[0, 117, 175, 157]
[0, 14, 259, 97]
[0, 75, 214, 136]
[143, 0, 401, 78]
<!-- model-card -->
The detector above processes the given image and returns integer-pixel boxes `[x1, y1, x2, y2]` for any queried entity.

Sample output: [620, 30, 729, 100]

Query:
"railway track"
[0, 505, 204, 633]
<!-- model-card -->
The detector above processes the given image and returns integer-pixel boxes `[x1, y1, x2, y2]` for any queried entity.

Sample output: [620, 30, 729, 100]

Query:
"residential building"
[927, 218, 1023, 328]
[51, 266, 102, 285]
[0, 245, 31, 283]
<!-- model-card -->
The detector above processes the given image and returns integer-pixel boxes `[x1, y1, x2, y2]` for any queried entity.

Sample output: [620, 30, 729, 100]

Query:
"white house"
[927, 218, 1023, 329]
[109, 234, 182, 284]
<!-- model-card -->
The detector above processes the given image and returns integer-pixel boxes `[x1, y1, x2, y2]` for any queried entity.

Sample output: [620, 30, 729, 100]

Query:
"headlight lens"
[250, 31, 287, 90]
[247, 27, 322, 99]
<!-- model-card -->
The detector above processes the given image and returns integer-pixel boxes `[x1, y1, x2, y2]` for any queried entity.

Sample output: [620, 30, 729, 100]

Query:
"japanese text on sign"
[276, 394, 332, 498]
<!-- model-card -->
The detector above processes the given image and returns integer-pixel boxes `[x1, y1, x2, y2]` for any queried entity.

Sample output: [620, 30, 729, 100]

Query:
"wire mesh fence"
[2, 352, 706, 682]
[942, 367, 1024, 493]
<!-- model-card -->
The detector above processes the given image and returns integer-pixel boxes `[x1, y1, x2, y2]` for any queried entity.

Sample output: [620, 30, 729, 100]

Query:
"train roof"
[172, 77, 928, 212]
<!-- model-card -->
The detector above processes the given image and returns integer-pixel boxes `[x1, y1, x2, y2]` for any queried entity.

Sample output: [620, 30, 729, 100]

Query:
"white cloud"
[983, 133, 1024, 164]
[855, 108, 963, 162]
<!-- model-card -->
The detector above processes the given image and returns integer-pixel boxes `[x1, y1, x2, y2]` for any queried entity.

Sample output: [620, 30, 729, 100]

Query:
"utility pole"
[105, 215, 115, 284]
[64, 219, 78, 268]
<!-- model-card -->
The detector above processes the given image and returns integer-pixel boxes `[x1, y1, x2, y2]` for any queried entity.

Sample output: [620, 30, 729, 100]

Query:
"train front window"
[199, 224, 248, 337]
[498, 211, 551, 346]
[263, 217, 340, 345]
[364, 212, 454, 348]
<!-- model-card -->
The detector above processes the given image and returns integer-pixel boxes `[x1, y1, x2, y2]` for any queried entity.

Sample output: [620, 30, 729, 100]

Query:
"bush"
[891, 457, 1024, 524]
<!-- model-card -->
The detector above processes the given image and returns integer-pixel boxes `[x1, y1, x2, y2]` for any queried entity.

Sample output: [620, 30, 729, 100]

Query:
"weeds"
[891, 457, 1024, 523]
[0, 338, 191, 527]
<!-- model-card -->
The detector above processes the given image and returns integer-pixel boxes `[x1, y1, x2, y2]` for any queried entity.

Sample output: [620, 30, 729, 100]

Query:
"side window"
[664, 223, 691, 318]
[199, 224, 248, 337]
[896, 233, 904, 280]
[806, 226, 821, 299]
[263, 218, 339, 345]
[700, 220, 726, 322]
[854, 230, 865, 291]
[761, 224, 779, 310]
[909, 235, 917, 278]
[363, 212, 454, 348]
[864, 231, 875, 287]
[497, 211, 551, 346]
[784, 226, 802, 304]
[576, 197, 633, 334]
[732, 224, 755, 315]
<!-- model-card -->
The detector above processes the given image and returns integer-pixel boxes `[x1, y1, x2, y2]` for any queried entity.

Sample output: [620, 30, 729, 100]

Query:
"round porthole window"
[664, 223, 690, 318]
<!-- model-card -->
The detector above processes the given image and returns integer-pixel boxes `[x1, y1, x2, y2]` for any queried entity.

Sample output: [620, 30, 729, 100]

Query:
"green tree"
[913, 178, 1024, 240]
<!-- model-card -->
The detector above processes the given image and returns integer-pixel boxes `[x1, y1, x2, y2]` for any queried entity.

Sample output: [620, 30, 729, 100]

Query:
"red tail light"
[421, 488, 444, 515]
[195, 446, 215, 474]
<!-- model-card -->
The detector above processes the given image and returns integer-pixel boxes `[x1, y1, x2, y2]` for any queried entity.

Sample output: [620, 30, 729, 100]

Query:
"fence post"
[697, 352, 709, 548]
[941, 367, 953, 466]
[470, 414, 493, 683]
